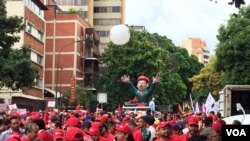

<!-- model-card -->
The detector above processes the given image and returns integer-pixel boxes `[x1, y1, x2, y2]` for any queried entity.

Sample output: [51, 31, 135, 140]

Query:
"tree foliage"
[98, 30, 202, 109]
[189, 57, 222, 101]
[0, 0, 37, 90]
[215, 5, 250, 85]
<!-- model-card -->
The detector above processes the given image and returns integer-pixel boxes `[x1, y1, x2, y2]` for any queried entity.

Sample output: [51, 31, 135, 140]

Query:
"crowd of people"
[0, 107, 242, 141]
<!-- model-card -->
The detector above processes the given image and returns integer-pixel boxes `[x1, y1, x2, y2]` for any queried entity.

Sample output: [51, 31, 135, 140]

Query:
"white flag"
[212, 101, 220, 114]
[202, 103, 206, 113]
[205, 93, 215, 114]
[190, 93, 194, 112]
[195, 102, 200, 113]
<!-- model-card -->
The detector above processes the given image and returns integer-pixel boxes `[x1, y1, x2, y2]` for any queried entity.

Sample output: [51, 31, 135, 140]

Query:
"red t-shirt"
[107, 133, 114, 141]
[131, 128, 143, 141]
[20, 136, 28, 141]
[99, 136, 109, 141]
[155, 135, 180, 141]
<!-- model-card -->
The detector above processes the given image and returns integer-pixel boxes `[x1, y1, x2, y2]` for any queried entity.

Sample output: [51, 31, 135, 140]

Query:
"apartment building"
[55, 0, 125, 54]
[1, 0, 48, 110]
[2, 0, 100, 110]
[181, 38, 210, 65]
[44, 2, 100, 106]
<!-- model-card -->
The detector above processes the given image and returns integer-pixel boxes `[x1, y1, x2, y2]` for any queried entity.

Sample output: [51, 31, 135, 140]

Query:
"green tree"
[98, 30, 189, 109]
[0, 0, 37, 90]
[189, 57, 222, 101]
[215, 5, 250, 85]
[145, 33, 203, 99]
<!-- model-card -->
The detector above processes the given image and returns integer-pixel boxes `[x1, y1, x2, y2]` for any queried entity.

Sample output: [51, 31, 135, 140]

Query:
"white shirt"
[149, 100, 155, 111]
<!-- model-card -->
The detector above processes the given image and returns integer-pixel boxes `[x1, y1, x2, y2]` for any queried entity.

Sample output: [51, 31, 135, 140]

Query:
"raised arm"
[121, 75, 139, 97]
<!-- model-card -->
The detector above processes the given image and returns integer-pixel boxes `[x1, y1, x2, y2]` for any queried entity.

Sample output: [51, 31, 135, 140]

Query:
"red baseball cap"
[6, 133, 21, 141]
[65, 127, 83, 141]
[188, 117, 198, 126]
[91, 121, 101, 129]
[32, 112, 41, 120]
[88, 127, 100, 136]
[157, 122, 171, 129]
[53, 129, 65, 140]
[115, 124, 130, 134]
[137, 76, 150, 83]
[66, 117, 81, 127]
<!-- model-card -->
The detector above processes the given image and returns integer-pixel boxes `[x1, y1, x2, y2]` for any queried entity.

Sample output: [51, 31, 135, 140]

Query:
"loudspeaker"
[90, 101, 99, 113]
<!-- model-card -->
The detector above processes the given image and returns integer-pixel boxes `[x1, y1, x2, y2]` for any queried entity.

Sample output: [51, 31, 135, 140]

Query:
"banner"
[69, 76, 76, 103]
[205, 93, 215, 114]
[212, 101, 220, 114]
[0, 104, 7, 112]
[195, 101, 200, 113]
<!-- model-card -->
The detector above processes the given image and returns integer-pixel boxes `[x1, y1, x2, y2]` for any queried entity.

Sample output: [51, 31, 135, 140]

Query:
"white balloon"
[110, 25, 130, 45]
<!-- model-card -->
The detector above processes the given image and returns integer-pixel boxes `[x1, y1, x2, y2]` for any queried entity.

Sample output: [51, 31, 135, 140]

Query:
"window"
[30, 51, 43, 65]
[37, 54, 43, 65]
[112, 6, 120, 12]
[97, 31, 110, 37]
[94, 19, 121, 25]
[27, 23, 32, 33]
[35, 78, 43, 88]
[24, 0, 44, 18]
[94, 7, 107, 13]
[26, 22, 44, 42]
[38, 31, 44, 41]
[83, 11, 88, 18]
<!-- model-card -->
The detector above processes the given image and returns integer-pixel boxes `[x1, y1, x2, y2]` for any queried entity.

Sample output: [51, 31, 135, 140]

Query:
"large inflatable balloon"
[110, 24, 130, 45]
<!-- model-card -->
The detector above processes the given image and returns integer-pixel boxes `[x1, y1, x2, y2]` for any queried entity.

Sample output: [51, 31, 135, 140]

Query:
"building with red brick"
[1, 0, 48, 110]
[44, 1, 100, 108]
[1, 0, 100, 110]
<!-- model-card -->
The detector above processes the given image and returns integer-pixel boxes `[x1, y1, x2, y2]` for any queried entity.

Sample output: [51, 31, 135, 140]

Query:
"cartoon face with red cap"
[121, 75, 160, 103]
[137, 76, 150, 91]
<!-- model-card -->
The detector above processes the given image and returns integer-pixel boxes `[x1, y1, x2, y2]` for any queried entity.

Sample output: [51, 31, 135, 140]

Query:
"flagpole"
[190, 93, 195, 112]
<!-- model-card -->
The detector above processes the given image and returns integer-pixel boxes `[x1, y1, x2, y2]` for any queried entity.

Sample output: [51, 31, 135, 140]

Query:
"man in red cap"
[155, 122, 179, 141]
[121, 75, 160, 103]
[114, 124, 134, 141]
[180, 117, 206, 141]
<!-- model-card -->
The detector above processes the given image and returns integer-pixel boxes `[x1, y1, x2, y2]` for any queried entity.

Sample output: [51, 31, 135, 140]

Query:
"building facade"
[44, 2, 100, 107]
[181, 38, 210, 65]
[2, 0, 48, 110]
[2, 0, 100, 110]
[55, 0, 125, 53]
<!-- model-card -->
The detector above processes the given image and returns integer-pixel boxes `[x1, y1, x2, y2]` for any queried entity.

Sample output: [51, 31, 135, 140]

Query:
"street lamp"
[55, 39, 84, 110]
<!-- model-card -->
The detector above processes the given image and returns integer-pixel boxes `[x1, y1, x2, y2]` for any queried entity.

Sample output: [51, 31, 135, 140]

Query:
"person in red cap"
[87, 127, 100, 141]
[154, 122, 179, 141]
[121, 75, 160, 103]
[180, 117, 206, 141]
[66, 117, 81, 128]
[115, 124, 135, 141]
[53, 129, 65, 141]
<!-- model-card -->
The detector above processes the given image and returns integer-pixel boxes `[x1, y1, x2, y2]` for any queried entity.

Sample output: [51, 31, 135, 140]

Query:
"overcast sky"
[125, 0, 248, 54]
